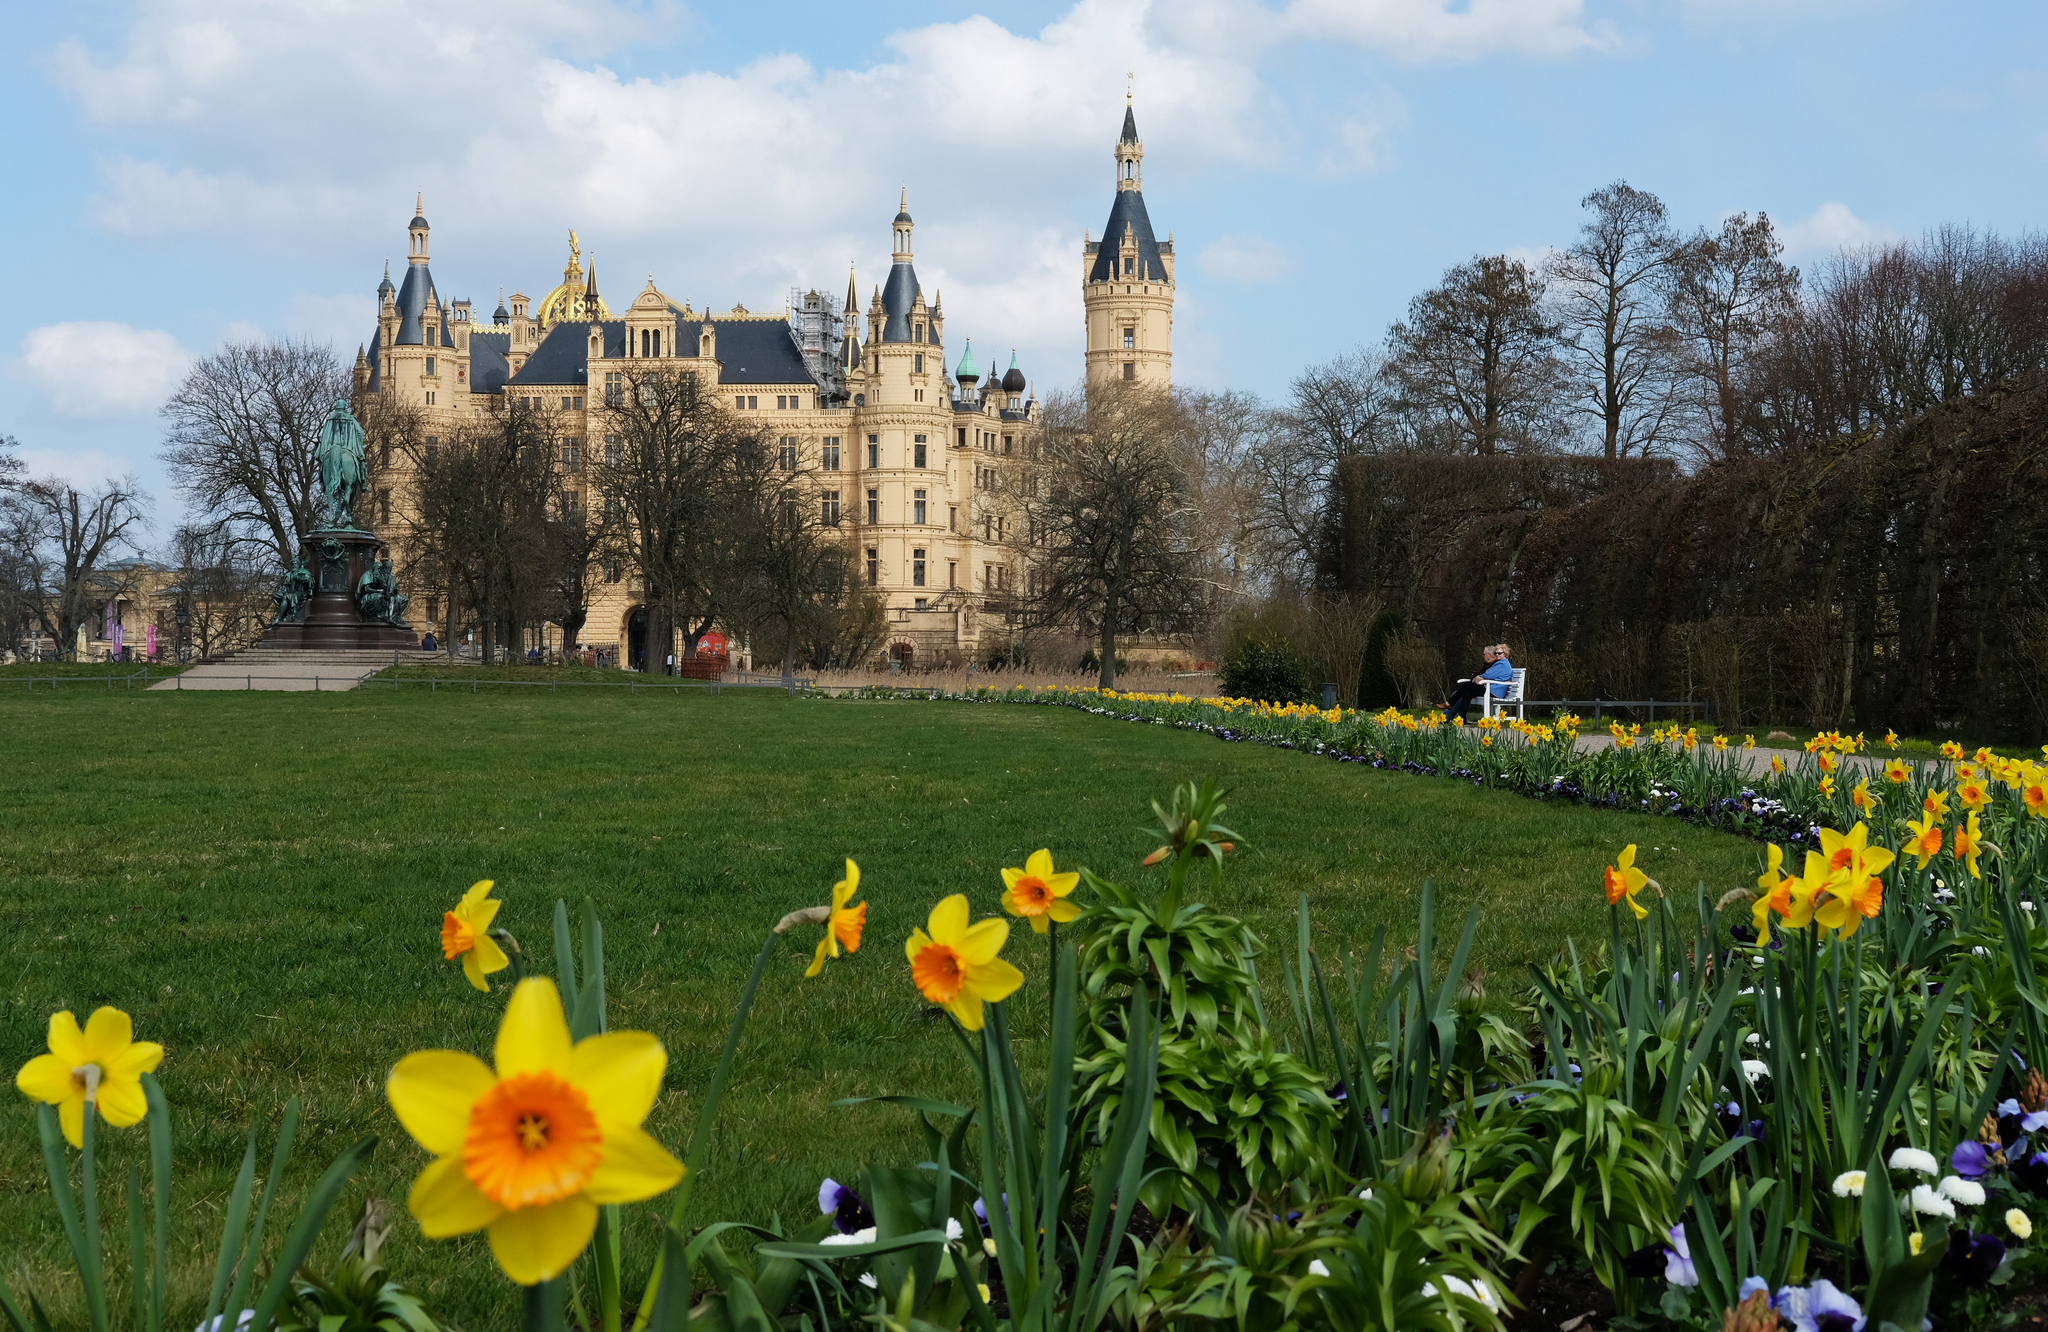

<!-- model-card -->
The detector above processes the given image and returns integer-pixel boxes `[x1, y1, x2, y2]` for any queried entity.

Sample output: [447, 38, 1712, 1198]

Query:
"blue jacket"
[1479, 658, 1515, 697]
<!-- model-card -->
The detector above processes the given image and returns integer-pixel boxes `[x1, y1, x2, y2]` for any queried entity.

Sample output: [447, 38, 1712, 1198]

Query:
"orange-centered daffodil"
[1905, 810, 1945, 869]
[1752, 844, 1795, 945]
[805, 860, 868, 978]
[1954, 812, 1986, 881]
[1603, 845, 1650, 921]
[1883, 758, 1911, 784]
[442, 880, 510, 991]
[15, 1007, 164, 1149]
[905, 895, 1024, 1031]
[1958, 778, 1992, 812]
[999, 849, 1081, 934]
[386, 978, 682, 1284]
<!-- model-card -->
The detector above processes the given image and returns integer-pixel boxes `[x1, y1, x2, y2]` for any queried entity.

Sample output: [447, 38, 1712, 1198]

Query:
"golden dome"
[537, 229, 611, 329]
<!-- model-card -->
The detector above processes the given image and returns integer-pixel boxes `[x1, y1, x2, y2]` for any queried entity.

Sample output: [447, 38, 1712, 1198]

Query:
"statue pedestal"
[260, 528, 418, 651]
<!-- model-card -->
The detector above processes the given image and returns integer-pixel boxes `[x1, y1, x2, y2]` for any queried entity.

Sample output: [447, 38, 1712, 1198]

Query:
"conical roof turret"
[955, 339, 980, 383]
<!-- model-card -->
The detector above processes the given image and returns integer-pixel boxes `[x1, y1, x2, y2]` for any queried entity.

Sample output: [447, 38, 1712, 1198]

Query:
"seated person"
[1443, 644, 1515, 722]
[421, 632, 437, 652]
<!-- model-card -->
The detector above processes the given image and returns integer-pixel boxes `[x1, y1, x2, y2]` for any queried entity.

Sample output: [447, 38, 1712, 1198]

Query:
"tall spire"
[844, 263, 858, 314]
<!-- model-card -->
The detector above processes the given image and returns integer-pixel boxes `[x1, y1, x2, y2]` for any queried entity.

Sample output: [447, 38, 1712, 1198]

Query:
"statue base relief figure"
[259, 528, 420, 651]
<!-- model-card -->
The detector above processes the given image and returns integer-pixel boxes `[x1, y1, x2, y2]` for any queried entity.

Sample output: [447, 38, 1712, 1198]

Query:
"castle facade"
[354, 105, 1172, 669]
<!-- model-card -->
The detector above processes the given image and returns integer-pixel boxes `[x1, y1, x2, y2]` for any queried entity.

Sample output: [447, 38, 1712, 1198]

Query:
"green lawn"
[0, 688, 1766, 1329]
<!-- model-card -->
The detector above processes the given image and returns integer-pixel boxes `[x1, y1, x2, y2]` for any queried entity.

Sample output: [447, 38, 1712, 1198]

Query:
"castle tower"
[1083, 101, 1173, 390]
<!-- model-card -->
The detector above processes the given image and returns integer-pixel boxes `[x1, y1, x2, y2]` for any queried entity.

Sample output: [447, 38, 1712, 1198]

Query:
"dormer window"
[1124, 257, 1134, 275]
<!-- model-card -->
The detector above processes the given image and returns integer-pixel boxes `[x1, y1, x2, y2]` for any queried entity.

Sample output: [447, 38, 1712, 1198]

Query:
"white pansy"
[1831, 1170, 1866, 1197]
[1888, 1147, 1940, 1176]
[2008, 1208, 2033, 1240]
[1740, 1060, 1770, 1084]
[946, 1218, 964, 1241]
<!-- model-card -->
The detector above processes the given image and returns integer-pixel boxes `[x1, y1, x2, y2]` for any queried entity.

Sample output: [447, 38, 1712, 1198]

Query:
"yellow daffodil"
[1955, 812, 1985, 881]
[1744, 735, 1757, 749]
[1958, 778, 1991, 812]
[1771, 756, 1786, 774]
[1818, 775, 1837, 798]
[1818, 822, 1894, 882]
[1975, 747, 1996, 766]
[387, 978, 683, 1285]
[1884, 758, 1910, 784]
[805, 860, 868, 978]
[1714, 734, 1730, 751]
[1956, 762, 1978, 781]
[1941, 741, 1965, 761]
[443, 880, 510, 992]
[904, 895, 1023, 1032]
[1603, 845, 1650, 920]
[1886, 729, 1899, 748]
[1818, 751, 1839, 775]
[1851, 779, 1874, 813]
[15, 1007, 164, 1149]
[2025, 780, 2047, 819]
[1000, 849, 1081, 935]
[1905, 810, 1945, 869]
[1780, 853, 1831, 929]
[1752, 845, 1794, 945]
[1924, 789, 1950, 819]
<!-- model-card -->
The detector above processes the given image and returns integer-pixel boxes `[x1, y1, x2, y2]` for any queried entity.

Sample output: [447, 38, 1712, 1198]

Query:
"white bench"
[1480, 668, 1528, 721]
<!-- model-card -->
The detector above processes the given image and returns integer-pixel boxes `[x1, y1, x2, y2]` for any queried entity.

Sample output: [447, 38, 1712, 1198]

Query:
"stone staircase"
[150, 647, 441, 691]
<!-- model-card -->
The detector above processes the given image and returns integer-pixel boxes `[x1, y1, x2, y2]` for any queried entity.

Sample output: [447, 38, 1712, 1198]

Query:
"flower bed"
[12, 752, 2048, 1331]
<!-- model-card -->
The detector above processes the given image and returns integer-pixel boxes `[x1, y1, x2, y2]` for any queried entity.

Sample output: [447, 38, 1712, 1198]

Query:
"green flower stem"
[80, 1102, 108, 1332]
[631, 924, 781, 1330]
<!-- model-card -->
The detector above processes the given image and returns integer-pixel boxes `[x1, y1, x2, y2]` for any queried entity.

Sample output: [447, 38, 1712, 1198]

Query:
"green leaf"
[248, 1137, 377, 1332]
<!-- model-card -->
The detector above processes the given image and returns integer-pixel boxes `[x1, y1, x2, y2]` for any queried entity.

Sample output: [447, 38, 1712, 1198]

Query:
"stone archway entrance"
[889, 641, 914, 669]
[627, 606, 648, 673]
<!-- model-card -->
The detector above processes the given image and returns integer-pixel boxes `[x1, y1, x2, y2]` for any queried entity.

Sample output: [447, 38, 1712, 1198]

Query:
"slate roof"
[1088, 189, 1166, 285]
[389, 263, 456, 347]
[880, 261, 919, 342]
[468, 332, 512, 394]
[503, 317, 814, 389]
[366, 326, 381, 391]
[1121, 104, 1138, 143]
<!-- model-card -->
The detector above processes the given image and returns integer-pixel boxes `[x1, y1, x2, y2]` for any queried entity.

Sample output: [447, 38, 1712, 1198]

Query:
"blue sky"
[2, 0, 2044, 528]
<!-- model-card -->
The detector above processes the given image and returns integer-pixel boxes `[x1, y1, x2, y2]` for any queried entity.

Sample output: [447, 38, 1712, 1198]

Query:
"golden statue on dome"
[538, 228, 611, 329]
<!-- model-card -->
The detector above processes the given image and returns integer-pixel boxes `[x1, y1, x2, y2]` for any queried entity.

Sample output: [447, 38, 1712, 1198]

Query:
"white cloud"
[1779, 202, 1900, 259]
[13, 446, 142, 491]
[1318, 90, 1408, 175]
[44, 0, 1640, 386]
[1200, 234, 1295, 283]
[19, 322, 192, 418]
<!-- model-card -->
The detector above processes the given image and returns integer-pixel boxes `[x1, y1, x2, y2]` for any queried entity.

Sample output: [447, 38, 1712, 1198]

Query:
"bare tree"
[1386, 256, 1567, 456]
[1019, 384, 1196, 690]
[722, 435, 858, 685]
[1169, 388, 1269, 608]
[591, 366, 761, 672]
[163, 523, 272, 660]
[160, 340, 347, 567]
[1665, 212, 1801, 461]
[1547, 182, 1685, 460]
[401, 399, 561, 662]
[4, 476, 150, 650]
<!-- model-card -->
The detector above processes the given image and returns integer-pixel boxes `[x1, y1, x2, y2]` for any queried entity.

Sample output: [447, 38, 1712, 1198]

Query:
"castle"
[353, 104, 1173, 669]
